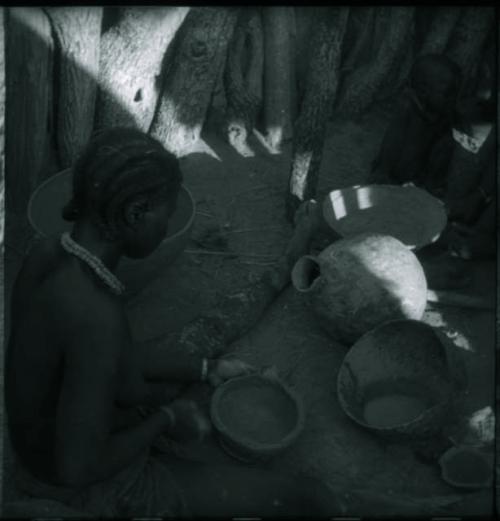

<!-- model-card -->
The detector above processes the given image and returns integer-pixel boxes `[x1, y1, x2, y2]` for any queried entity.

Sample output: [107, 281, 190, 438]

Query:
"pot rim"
[336, 318, 454, 432]
[27, 168, 196, 244]
[210, 374, 305, 454]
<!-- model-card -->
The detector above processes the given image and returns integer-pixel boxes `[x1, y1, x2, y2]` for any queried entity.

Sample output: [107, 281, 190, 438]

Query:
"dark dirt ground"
[1, 101, 496, 517]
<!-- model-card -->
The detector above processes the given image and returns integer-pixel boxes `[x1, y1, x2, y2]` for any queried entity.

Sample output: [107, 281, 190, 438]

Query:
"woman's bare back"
[6, 237, 129, 483]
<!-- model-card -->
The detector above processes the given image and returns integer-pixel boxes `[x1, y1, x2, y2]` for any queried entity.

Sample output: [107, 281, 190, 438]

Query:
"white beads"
[60, 232, 125, 296]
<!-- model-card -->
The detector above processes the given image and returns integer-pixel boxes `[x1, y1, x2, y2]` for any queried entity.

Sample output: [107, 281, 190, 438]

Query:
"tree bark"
[341, 7, 376, 73]
[96, 7, 190, 132]
[335, 7, 415, 117]
[286, 7, 349, 220]
[419, 7, 462, 55]
[224, 8, 263, 157]
[288, 7, 299, 124]
[0, 11, 5, 508]
[150, 7, 238, 157]
[244, 9, 264, 105]
[0, 8, 5, 249]
[446, 7, 495, 89]
[5, 8, 54, 216]
[44, 7, 102, 168]
[262, 7, 293, 153]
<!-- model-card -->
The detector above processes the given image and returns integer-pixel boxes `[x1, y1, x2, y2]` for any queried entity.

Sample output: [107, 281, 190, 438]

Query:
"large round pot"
[27, 169, 195, 296]
[336, 319, 464, 441]
[291, 233, 428, 344]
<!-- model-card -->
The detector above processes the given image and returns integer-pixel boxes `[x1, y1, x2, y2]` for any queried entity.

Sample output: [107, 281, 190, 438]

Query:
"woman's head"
[63, 127, 183, 258]
[409, 54, 462, 116]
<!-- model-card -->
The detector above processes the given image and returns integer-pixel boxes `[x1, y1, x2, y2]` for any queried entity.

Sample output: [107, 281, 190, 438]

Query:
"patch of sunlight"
[253, 128, 282, 155]
[429, 231, 442, 244]
[468, 406, 495, 444]
[469, 405, 495, 436]
[178, 138, 221, 161]
[441, 327, 474, 352]
[289, 151, 313, 199]
[451, 406, 495, 447]
[424, 308, 475, 353]
[329, 191, 347, 220]
[227, 120, 255, 158]
[264, 125, 283, 154]
[355, 186, 374, 211]
[12, 8, 50, 40]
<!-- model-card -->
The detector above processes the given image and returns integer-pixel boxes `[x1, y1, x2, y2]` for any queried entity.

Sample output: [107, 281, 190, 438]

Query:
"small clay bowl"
[439, 446, 493, 490]
[27, 168, 195, 295]
[210, 374, 305, 463]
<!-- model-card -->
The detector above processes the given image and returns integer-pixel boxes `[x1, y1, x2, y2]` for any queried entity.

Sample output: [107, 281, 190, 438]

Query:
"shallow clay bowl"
[322, 184, 447, 250]
[439, 446, 493, 490]
[337, 319, 458, 441]
[210, 374, 305, 462]
[28, 169, 195, 296]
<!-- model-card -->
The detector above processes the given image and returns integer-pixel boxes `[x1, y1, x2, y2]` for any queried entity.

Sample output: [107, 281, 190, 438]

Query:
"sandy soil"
[2, 101, 496, 517]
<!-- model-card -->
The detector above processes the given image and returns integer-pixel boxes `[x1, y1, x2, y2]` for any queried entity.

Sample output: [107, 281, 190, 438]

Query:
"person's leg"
[165, 457, 340, 518]
[417, 239, 472, 290]
[449, 203, 496, 260]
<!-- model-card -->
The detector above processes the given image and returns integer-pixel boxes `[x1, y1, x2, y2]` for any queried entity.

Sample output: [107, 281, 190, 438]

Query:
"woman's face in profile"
[122, 195, 177, 259]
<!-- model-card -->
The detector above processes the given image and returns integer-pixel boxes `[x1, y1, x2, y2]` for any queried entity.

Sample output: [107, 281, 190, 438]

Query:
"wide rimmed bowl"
[337, 319, 464, 441]
[323, 184, 447, 250]
[27, 168, 195, 295]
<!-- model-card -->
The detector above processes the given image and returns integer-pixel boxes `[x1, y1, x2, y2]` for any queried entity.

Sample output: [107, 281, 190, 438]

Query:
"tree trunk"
[286, 7, 349, 221]
[244, 9, 264, 105]
[335, 7, 415, 117]
[224, 8, 263, 157]
[0, 12, 5, 507]
[0, 8, 5, 249]
[293, 7, 318, 104]
[150, 7, 238, 157]
[419, 7, 462, 55]
[288, 7, 299, 124]
[446, 7, 495, 92]
[5, 8, 54, 216]
[96, 7, 190, 132]
[341, 7, 376, 73]
[261, 7, 293, 153]
[44, 7, 103, 168]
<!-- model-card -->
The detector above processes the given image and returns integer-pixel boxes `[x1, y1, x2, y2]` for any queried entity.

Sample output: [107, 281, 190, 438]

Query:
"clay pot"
[291, 233, 427, 344]
[210, 374, 305, 462]
[439, 446, 493, 490]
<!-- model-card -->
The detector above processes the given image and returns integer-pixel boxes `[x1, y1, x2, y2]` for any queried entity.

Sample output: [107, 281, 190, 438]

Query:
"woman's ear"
[123, 198, 148, 227]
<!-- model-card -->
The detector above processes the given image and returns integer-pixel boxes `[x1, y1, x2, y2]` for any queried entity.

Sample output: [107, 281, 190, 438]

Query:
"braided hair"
[63, 128, 182, 239]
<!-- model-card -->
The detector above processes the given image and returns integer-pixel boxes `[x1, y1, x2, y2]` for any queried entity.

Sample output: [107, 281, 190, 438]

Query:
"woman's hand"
[161, 399, 211, 443]
[207, 357, 256, 387]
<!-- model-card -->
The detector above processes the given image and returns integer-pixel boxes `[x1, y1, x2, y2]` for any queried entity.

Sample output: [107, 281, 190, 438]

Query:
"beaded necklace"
[60, 232, 125, 296]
